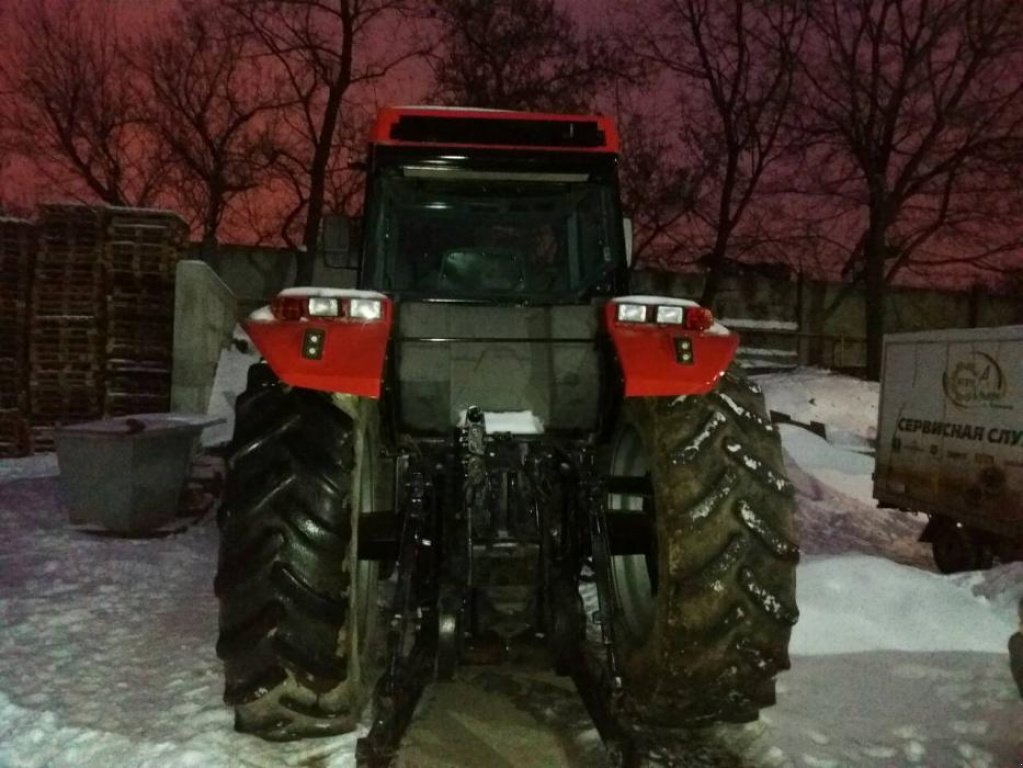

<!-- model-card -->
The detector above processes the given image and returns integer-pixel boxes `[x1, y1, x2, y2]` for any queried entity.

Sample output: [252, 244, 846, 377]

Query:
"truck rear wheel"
[608, 366, 799, 725]
[930, 518, 993, 574]
[215, 363, 377, 740]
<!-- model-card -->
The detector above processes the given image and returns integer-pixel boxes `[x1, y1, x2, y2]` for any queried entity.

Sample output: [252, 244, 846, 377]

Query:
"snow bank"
[204, 328, 260, 447]
[779, 425, 874, 503]
[953, 562, 1023, 617]
[758, 367, 879, 446]
[792, 555, 1018, 655]
[0, 454, 59, 484]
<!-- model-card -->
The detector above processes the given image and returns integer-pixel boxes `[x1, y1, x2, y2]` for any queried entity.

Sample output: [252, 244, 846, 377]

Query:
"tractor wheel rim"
[351, 432, 379, 670]
[609, 424, 656, 646]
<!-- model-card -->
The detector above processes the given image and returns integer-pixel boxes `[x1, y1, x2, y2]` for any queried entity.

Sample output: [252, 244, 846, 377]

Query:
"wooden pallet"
[104, 392, 171, 416]
[15, 204, 189, 451]
[0, 409, 29, 458]
[0, 366, 25, 410]
[0, 219, 33, 445]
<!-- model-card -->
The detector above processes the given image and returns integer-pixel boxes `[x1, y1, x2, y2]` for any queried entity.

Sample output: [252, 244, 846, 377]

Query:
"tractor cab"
[359, 108, 629, 302]
[357, 108, 629, 438]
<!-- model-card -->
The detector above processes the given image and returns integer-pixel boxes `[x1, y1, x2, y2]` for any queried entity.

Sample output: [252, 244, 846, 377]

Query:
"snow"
[55, 413, 222, 437]
[778, 425, 874, 501]
[792, 555, 1016, 655]
[722, 318, 799, 331]
[1, 366, 1021, 767]
[741, 347, 798, 358]
[456, 409, 544, 434]
[672, 409, 726, 464]
[757, 367, 880, 450]
[277, 287, 388, 300]
[0, 454, 58, 483]
[203, 327, 260, 447]
[248, 305, 275, 322]
[612, 294, 699, 307]
[0, 476, 362, 768]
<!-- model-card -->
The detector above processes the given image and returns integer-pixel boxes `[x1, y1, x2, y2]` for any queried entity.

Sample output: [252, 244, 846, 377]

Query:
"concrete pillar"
[171, 260, 238, 413]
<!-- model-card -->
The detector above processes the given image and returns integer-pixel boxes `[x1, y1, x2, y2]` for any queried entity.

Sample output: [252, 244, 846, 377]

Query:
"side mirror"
[622, 217, 634, 267]
[322, 214, 361, 270]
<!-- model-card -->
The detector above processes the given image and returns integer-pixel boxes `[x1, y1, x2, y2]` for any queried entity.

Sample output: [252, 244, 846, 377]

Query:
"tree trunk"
[296, 93, 344, 285]
[296, 87, 344, 286]
[699, 243, 727, 309]
[297, 164, 327, 285]
[296, 4, 354, 287]
[700, 147, 739, 309]
[863, 217, 887, 381]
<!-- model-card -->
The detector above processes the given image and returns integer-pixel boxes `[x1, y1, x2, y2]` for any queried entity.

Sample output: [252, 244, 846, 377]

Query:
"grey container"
[56, 413, 222, 533]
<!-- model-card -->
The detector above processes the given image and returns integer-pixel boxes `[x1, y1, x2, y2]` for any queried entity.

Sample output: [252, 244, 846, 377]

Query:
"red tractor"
[215, 107, 798, 765]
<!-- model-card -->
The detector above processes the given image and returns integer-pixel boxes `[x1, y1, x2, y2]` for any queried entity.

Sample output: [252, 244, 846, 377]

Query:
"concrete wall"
[172, 261, 238, 413]
[631, 269, 1022, 371]
[800, 282, 1020, 370]
[190, 243, 356, 318]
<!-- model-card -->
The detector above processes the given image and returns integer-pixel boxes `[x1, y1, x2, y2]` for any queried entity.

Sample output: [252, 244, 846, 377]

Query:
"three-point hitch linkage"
[354, 406, 660, 767]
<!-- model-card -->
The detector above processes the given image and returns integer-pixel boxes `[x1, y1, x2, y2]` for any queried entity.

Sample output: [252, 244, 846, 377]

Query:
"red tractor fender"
[604, 297, 739, 397]
[244, 289, 393, 398]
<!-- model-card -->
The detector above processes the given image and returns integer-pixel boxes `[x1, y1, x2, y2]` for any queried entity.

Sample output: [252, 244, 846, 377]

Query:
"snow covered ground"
[1, 367, 1020, 767]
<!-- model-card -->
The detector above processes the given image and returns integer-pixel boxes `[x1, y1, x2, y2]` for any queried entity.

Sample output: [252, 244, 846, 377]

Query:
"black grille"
[389, 115, 607, 149]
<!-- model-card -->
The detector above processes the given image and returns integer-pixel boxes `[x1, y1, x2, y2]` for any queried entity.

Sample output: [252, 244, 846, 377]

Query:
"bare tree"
[796, 0, 1023, 378]
[0, 140, 17, 215]
[225, 0, 422, 283]
[142, 2, 288, 251]
[0, 0, 165, 206]
[614, 100, 700, 268]
[427, 0, 624, 112]
[627, 0, 806, 305]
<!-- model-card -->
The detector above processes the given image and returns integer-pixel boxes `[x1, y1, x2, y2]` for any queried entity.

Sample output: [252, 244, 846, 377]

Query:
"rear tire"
[215, 363, 377, 740]
[930, 518, 992, 574]
[608, 366, 799, 725]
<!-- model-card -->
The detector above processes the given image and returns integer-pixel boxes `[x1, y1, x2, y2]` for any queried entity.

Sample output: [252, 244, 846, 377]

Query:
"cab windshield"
[363, 165, 623, 300]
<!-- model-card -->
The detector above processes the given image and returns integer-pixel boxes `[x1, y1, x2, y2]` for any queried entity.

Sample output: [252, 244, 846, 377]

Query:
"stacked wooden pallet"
[12, 204, 188, 453]
[0, 217, 34, 457]
[27, 206, 108, 452]
[103, 208, 187, 417]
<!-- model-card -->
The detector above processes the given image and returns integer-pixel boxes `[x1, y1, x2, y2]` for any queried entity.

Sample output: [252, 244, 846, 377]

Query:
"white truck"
[874, 326, 1023, 573]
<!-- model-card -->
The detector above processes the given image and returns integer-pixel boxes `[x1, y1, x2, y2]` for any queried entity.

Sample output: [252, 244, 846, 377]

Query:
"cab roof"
[371, 106, 620, 155]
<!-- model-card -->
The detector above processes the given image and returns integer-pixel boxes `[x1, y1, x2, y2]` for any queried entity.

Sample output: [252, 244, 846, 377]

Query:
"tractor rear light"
[684, 307, 715, 332]
[266, 293, 388, 323]
[616, 303, 648, 323]
[348, 298, 383, 321]
[655, 305, 685, 325]
[307, 297, 340, 317]
[270, 295, 306, 321]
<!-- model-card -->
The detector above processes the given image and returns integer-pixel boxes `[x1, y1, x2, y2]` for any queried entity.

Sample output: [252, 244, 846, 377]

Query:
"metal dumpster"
[56, 413, 222, 533]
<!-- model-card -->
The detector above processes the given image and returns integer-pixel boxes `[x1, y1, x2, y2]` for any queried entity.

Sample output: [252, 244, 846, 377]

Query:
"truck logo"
[942, 352, 1006, 408]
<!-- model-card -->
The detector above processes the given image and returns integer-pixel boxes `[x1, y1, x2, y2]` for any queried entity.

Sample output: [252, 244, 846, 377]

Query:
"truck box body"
[874, 326, 1023, 540]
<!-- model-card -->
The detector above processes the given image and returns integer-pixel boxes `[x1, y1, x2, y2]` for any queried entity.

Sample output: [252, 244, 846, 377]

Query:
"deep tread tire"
[610, 366, 799, 726]
[216, 363, 363, 740]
